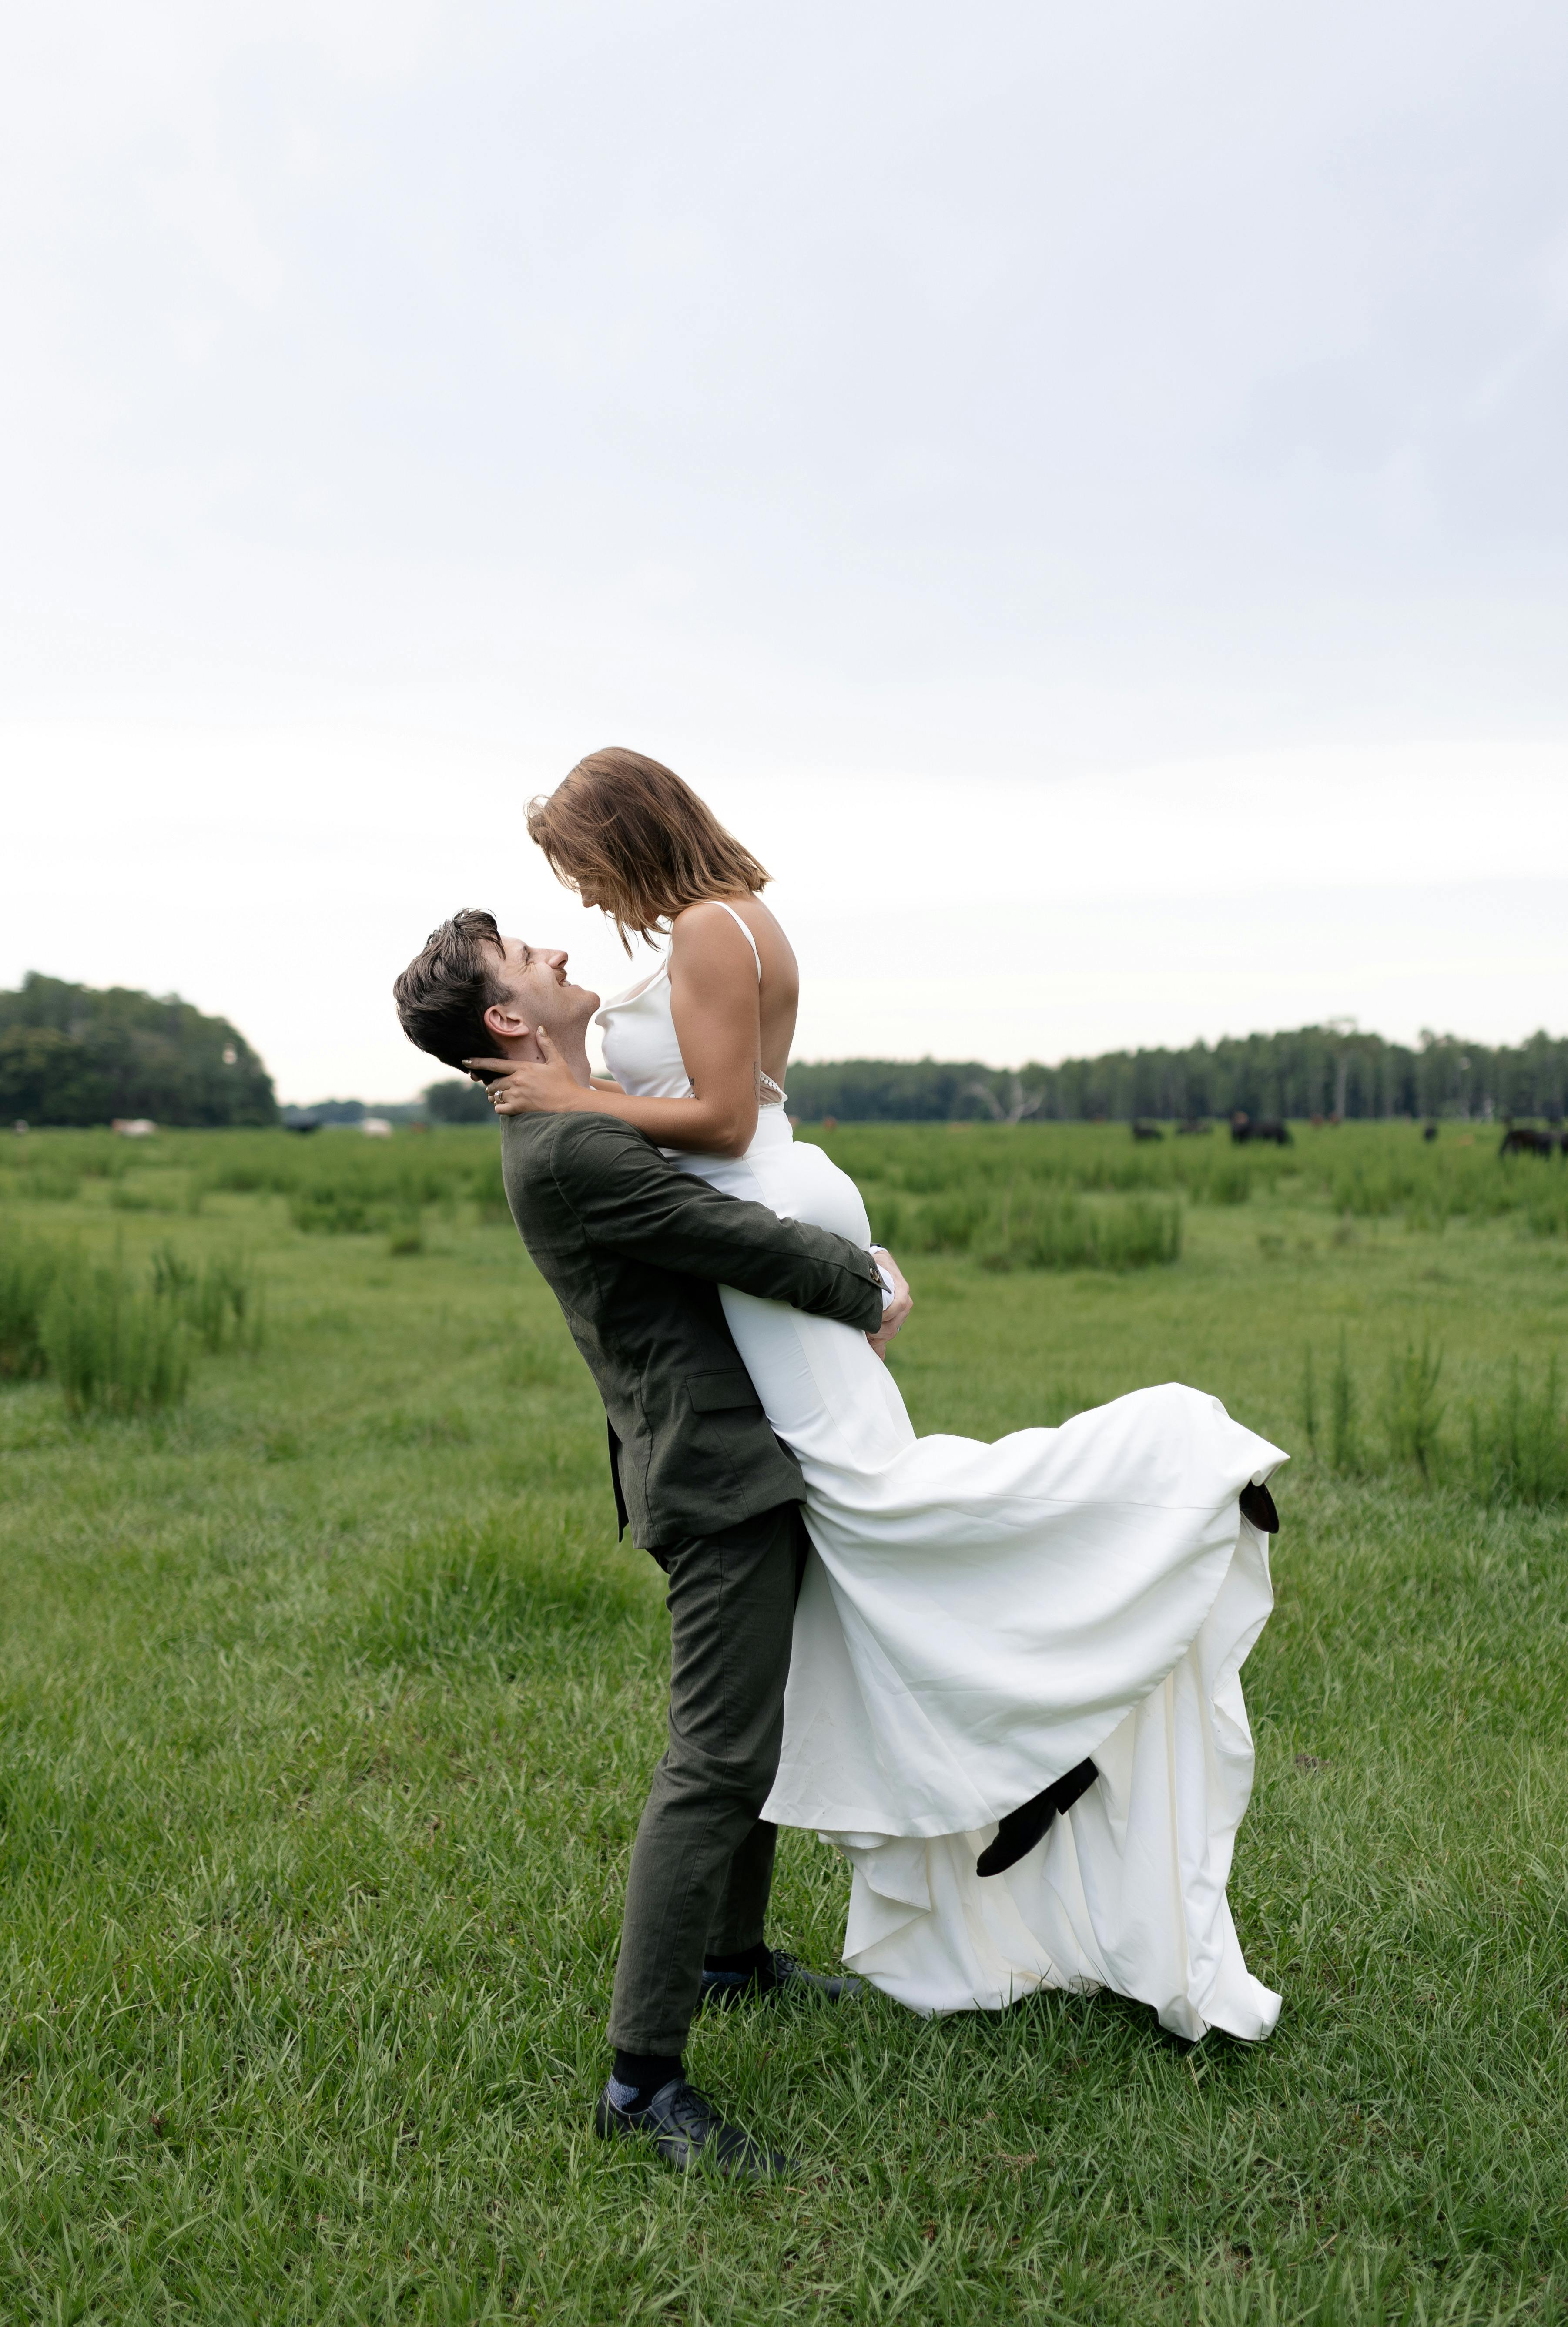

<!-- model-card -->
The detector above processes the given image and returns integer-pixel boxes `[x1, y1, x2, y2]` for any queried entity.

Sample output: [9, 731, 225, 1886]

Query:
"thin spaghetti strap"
[714, 899, 762, 982]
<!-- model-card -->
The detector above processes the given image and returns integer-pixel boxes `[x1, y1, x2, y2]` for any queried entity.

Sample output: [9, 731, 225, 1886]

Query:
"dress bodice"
[594, 959, 691, 1101]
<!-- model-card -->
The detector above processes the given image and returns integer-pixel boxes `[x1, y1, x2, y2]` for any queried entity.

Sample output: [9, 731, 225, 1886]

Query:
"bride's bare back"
[668, 892, 799, 1102]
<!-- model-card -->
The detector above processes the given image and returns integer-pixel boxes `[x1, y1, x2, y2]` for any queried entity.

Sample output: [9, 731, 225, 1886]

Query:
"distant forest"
[784, 1027, 1568, 1125]
[7, 976, 1565, 1130]
[0, 974, 277, 1127]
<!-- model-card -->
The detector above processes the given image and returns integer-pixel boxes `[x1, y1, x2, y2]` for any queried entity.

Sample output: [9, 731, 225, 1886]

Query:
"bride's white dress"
[596, 933, 1285, 2042]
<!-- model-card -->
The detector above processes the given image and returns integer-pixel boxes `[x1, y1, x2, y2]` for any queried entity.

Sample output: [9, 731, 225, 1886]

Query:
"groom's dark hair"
[393, 909, 508, 1072]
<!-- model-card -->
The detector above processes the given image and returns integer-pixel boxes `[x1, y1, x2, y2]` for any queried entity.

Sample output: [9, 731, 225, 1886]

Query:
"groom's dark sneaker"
[976, 1757, 1099, 1878]
[1240, 1479, 1280, 1533]
[698, 1945, 863, 2011]
[593, 2076, 794, 2179]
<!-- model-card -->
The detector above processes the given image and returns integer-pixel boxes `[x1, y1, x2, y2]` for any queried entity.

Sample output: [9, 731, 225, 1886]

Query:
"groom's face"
[486, 935, 599, 1045]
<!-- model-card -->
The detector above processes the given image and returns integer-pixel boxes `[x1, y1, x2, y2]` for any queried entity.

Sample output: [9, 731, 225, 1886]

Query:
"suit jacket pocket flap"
[686, 1371, 762, 1414]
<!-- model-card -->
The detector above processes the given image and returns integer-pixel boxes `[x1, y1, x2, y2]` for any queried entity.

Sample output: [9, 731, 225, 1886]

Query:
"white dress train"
[596, 937, 1284, 2042]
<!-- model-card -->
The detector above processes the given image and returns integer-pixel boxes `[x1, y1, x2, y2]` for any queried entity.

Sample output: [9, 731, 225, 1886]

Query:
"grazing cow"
[1231, 1113, 1292, 1147]
[1423, 1123, 1439, 1142]
[1131, 1120, 1163, 1142]
[1498, 1125, 1559, 1159]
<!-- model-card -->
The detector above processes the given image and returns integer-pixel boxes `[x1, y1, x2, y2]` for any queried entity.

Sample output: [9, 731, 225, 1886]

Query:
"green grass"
[1, 1123, 1567, 2323]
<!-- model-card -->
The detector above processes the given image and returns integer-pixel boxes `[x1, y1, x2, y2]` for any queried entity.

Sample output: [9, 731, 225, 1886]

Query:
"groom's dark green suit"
[501, 1111, 885, 1543]
[500, 1110, 886, 2056]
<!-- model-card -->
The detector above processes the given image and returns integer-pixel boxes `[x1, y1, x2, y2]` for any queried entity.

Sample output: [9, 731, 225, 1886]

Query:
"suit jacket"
[500, 1111, 885, 1546]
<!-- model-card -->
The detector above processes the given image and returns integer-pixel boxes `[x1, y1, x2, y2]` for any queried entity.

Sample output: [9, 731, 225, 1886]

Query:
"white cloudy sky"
[3, 0, 1567, 1101]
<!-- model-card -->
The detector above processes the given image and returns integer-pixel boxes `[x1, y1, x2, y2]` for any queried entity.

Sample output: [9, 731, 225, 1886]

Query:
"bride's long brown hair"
[527, 747, 771, 952]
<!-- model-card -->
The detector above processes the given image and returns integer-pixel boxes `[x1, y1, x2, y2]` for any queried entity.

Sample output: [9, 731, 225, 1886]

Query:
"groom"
[394, 912, 910, 2179]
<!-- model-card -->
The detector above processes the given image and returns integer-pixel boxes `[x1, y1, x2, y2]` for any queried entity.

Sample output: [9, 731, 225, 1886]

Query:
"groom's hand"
[462, 1027, 588, 1117]
[866, 1247, 911, 1362]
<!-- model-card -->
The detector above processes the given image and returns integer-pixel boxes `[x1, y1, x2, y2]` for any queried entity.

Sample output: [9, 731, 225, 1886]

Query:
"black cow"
[1423, 1123, 1439, 1142]
[1498, 1125, 1560, 1159]
[1231, 1113, 1292, 1147]
[1131, 1120, 1164, 1142]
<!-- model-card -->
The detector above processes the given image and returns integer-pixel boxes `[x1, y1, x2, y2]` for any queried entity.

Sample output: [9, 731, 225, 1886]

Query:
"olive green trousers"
[607, 1499, 807, 2057]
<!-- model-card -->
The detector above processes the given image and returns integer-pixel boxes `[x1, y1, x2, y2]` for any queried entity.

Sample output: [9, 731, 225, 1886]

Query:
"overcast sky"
[4, 0, 1567, 1101]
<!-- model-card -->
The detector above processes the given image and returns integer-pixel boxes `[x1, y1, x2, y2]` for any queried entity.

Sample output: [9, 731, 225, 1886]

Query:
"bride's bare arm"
[468, 903, 764, 1158]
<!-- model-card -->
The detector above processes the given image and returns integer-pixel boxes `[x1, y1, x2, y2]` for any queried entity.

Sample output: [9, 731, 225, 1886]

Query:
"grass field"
[2, 1121, 1567, 2324]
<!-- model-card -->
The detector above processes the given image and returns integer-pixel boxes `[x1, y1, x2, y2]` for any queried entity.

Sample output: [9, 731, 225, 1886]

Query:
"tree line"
[0, 975, 277, 1127]
[784, 1027, 1568, 1124]
[6, 973, 1564, 1131]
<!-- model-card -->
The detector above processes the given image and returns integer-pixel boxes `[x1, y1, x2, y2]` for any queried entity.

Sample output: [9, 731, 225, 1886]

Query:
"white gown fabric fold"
[597, 965, 1285, 2042]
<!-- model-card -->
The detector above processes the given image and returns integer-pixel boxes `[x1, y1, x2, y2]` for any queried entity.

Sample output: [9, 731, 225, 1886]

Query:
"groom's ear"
[481, 999, 543, 1060]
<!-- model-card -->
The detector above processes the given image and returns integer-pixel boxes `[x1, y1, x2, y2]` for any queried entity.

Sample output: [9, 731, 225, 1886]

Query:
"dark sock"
[976, 1758, 1099, 1879]
[1240, 1479, 1280, 1533]
[609, 2049, 683, 2109]
[703, 1940, 774, 1978]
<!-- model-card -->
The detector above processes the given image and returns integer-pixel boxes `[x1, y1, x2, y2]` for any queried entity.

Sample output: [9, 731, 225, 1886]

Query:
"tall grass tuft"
[1330, 1331, 1360, 1473]
[466, 1149, 512, 1224]
[865, 1192, 905, 1247]
[1381, 1333, 1446, 1478]
[1524, 1181, 1568, 1238]
[0, 1231, 60, 1377]
[18, 1160, 82, 1203]
[1300, 1347, 1319, 1453]
[289, 1185, 386, 1235]
[1467, 1355, 1568, 1508]
[1196, 1158, 1253, 1206]
[151, 1244, 264, 1353]
[920, 1190, 995, 1254]
[387, 1207, 425, 1257]
[43, 1258, 191, 1417]
[978, 1193, 1182, 1273]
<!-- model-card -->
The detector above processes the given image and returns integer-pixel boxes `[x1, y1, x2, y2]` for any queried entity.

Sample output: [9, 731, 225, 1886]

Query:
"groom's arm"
[541, 1115, 886, 1331]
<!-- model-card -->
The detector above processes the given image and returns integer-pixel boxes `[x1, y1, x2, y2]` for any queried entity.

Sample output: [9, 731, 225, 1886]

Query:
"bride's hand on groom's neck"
[463, 1026, 592, 1119]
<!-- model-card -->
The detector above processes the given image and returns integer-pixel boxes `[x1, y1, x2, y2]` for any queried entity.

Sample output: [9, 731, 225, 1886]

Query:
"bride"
[479, 746, 1284, 2043]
